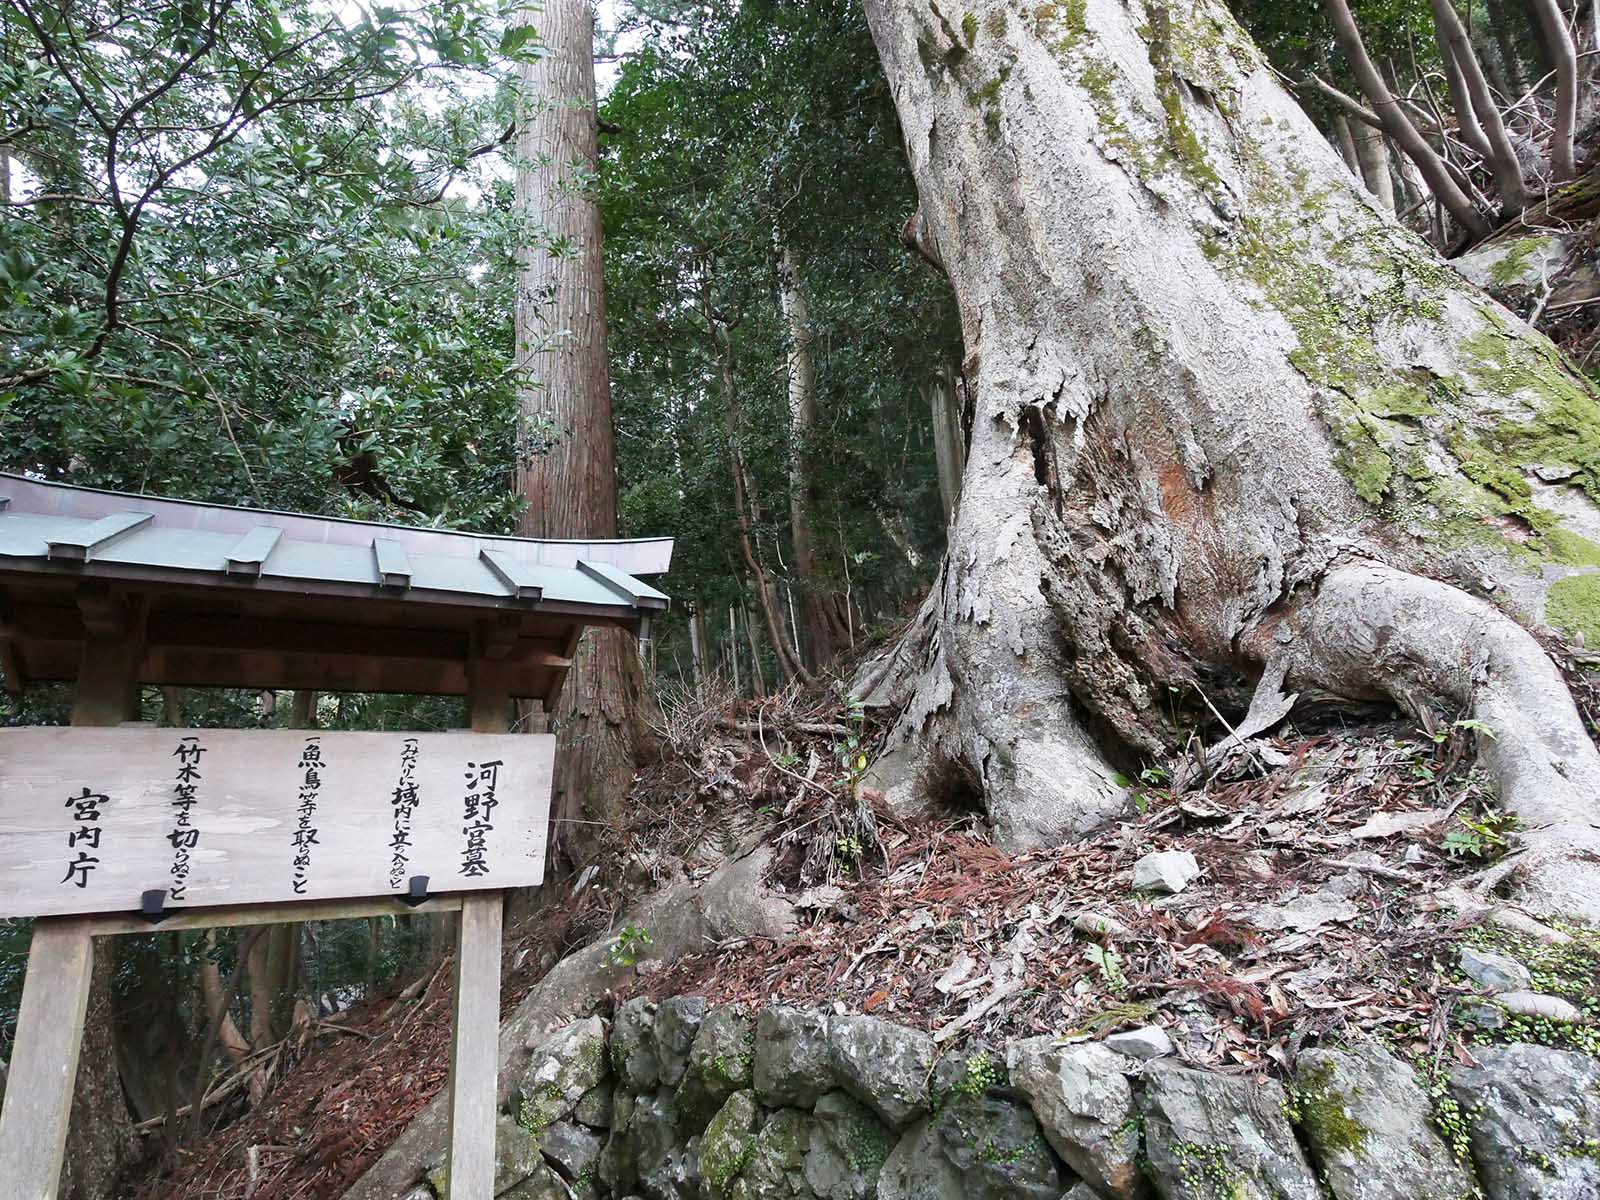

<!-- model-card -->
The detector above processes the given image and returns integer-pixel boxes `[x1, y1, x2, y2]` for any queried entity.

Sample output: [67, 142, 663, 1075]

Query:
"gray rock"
[878, 1096, 1062, 1200]
[1132, 851, 1200, 895]
[731, 1109, 817, 1200]
[755, 1008, 835, 1108]
[1452, 233, 1569, 292]
[700, 849, 799, 941]
[615, 998, 664, 1090]
[1293, 1043, 1475, 1200]
[659, 997, 710, 1086]
[828, 1015, 934, 1128]
[598, 1088, 650, 1197]
[1061, 1186, 1111, 1200]
[1457, 1000, 1508, 1031]
[399, 1188, 436, 1200]
[426, 1115, 545, 1198]
[516, 1016, 610, 1133]
[1495, 992, 1584, 1022]
[1449, 1042, 1600, 1200]
[1460, 947, 1532, 994]
[628, 1090, 699, 1200]
[499, 1162, 575, 1200]
[1008, 1039, 1143, 1199]
[803, 1090, 894, 1200]
[931, 1042, 1009, 1103]
[700, 1091, 760, 1200]
[542, 1118, 604, 1187]
[873, 1119, 962, 1200]
[1250, 891, 1358, 933]
[1140, 1061, 1320, 1199]
[677, 1007, 756, 1133]
[1103, 1026, 1172, 1061]
[576, 1080, 616, 1129]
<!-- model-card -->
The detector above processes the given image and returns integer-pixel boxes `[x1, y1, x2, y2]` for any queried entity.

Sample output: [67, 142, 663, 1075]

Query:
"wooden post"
[0, 593, 142, 1197]
[0, 920, 95, 1199]
[447, 892, 502, 1199]
[447, 634, 510, 1199]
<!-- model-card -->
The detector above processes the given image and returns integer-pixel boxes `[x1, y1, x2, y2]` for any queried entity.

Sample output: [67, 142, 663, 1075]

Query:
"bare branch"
[1323, 0, 1491, 241]
[1430, 0, 1530, 212]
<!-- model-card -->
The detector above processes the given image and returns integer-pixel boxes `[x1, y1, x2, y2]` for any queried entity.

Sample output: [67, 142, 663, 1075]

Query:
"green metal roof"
[0, 473, 671, 615]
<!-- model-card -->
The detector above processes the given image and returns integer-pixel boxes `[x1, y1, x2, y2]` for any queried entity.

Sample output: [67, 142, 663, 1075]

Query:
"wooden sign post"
[0, 473, 672, 1200]
[0, 724, 551, 1199]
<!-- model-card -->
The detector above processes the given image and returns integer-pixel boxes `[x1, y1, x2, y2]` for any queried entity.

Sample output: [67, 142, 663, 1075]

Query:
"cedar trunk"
[778, 241, 849, 669]
[515, 0, 648, 866]
[859, 0, 1600, 921]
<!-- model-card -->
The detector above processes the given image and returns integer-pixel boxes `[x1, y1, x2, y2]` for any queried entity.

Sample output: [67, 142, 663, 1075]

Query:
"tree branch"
[1529, 0, 1579, 181]
[1431, 0, 1530, 212]
[1323, 0, 1491, 241]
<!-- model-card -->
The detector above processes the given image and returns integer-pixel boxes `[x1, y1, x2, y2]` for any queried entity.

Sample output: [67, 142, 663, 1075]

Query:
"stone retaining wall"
[403, 997, 1600, 1200]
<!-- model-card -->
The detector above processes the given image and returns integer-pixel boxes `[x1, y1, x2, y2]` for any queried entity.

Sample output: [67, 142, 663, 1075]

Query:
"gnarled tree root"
[1263, 562, 1600, 924]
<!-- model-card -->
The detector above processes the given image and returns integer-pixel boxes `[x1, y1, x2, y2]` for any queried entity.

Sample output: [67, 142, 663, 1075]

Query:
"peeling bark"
[858, 0, 1600, 916]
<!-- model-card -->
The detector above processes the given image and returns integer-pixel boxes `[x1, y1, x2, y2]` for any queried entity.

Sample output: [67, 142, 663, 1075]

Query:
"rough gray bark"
[857, 0, 1600, 920]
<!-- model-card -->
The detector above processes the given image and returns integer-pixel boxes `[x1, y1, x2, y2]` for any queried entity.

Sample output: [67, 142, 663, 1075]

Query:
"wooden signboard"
[0, 727, 554, 918]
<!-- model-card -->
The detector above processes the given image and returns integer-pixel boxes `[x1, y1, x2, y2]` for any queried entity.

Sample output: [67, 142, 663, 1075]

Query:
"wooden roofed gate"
[0, 473, 672, 1200]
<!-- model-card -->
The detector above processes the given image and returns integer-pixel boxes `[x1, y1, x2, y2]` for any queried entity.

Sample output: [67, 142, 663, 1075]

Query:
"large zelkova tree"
[857, 0, 1600, 923]
[515, 0, 653, 867]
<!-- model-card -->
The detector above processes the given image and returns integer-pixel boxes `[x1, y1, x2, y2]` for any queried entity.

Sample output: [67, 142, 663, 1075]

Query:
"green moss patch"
[1547, 574, 1600, 642]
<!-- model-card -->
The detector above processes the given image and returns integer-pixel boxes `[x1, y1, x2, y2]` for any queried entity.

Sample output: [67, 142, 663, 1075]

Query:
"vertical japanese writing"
[387, 737, 421, 889]
[459, 758, 502, 878]
[167, 736, 206, 901]
[291, 736, 324, 895]
[61, 786, 109, 888]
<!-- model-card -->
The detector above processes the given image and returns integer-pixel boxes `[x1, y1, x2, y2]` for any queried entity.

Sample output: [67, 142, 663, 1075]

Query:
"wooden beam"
[224, 526, 283, 576]
[46, 511, 152, 561]
[71, 591, 143, 726]
[90, 893, 463, 936]
[0, 919, 95, 1199]
[447, 894, 502, 1200]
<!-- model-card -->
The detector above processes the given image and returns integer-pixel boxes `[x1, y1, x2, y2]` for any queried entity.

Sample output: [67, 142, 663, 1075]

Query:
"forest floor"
[137, 647, 1600, 1200]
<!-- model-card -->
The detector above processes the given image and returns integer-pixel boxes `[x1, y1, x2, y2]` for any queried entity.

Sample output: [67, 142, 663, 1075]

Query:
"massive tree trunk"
[516, 0, 650, 868]
[858, 0, 1600, 921]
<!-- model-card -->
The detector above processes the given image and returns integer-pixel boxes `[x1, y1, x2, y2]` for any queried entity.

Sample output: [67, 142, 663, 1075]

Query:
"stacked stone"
[407, 998, 1599, 1200]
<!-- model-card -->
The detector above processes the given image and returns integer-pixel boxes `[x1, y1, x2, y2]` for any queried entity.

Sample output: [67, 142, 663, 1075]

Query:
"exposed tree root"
[1261, 562, 1600, 923]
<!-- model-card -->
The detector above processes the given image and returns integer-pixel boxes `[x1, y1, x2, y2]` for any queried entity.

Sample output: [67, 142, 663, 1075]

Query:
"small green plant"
[835, 834, 864, 864]
[1442, 810, 1517, 859]
[832, 691, 870, 793]
[1084, 944, 1127, 993]
[609, 922, 654, 968]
